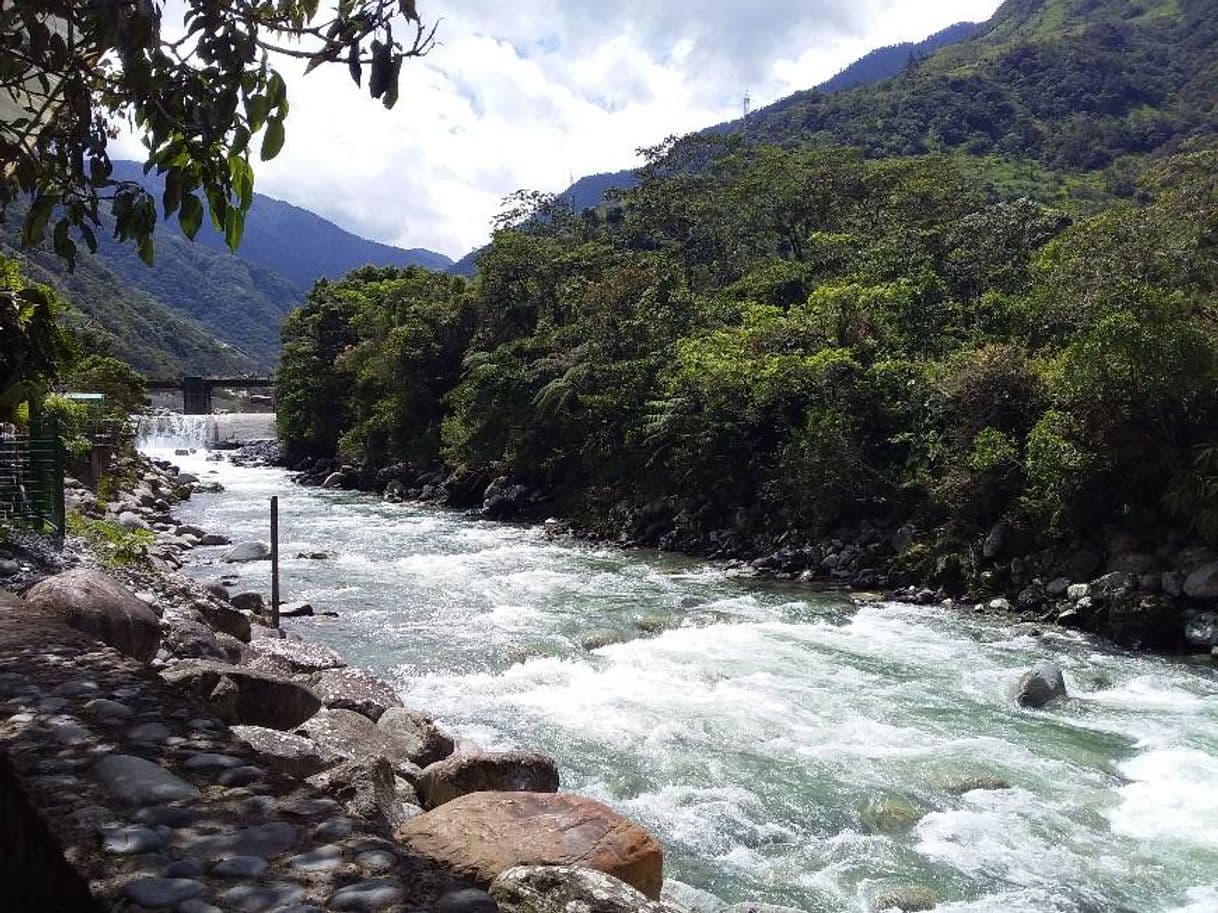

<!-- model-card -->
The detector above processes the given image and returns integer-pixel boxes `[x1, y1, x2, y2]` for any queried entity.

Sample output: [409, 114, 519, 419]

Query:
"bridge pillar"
[181, 377, 211, 415]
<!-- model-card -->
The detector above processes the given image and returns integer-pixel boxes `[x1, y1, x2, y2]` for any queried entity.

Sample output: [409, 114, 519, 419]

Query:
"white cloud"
[122, 0, 1004, 259]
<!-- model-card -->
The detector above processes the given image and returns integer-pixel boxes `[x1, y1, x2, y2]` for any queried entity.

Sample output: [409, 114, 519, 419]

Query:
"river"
[141, 419, 1218, 913]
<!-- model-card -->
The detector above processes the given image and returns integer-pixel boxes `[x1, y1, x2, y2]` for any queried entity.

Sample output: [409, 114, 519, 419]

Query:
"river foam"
[149, 442, 1218, 913]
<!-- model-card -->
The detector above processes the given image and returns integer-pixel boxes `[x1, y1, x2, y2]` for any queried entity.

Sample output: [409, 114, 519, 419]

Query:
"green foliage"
[66, 513, 152, 567]
[2, 2, 435, 266]
[62, 355, 148, 418]
[0, 255, 72, 418]
[277, 138, 1218, 547]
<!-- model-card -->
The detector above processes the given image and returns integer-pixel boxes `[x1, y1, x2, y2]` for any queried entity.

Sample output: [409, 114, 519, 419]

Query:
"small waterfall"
[135, 414, 218, 451]
[134, 412, 277, 451]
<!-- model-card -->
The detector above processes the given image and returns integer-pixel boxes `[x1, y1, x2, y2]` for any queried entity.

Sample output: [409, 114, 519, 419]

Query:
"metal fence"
[0, 415, 65, 543]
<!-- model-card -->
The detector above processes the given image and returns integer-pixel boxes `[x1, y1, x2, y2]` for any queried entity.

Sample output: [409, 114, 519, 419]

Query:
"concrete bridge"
[146, 376, 275, 415]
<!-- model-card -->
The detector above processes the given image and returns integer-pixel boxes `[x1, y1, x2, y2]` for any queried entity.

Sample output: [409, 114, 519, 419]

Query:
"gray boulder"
[24, 569, 161, 662]
[162, 660, 321, 729]
[194, 600, 252, 642]
[229, 592, 265, 613]
[491, 865, 669, 913]
[312, 667, 404, 721]
[378, 707, 455, 766]
[247, 637, 346, 673]
[1185, 612, 1218, 648]
[231, 725, 339, 779]
[307, 756, 405, 835]
[163, 618, 228, 662]
[223, 541, 271, 563]
[416, 750, 559, 809]
[1013, 661, 1067, 708]
[1183, 562, 1218, 601]
[296, 708, 418, 777]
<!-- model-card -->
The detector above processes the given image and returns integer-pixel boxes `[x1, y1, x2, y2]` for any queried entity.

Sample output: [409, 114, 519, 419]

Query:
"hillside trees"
[277, 141, 1218, 550]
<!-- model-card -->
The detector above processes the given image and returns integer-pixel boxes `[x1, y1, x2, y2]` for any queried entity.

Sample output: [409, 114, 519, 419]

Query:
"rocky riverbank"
[285, 457, 1218, 658]
[8, 442, 973, 913]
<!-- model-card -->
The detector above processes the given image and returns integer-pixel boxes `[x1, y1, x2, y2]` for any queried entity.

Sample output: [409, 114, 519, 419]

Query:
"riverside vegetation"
[276, 137, 1218, 653]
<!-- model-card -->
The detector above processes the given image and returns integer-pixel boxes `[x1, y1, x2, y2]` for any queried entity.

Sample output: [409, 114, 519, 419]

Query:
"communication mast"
[743, 91, 752, 119]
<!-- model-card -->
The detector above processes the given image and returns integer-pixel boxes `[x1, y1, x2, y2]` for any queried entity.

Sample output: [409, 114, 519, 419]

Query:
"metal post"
[270, 496, 280, 628]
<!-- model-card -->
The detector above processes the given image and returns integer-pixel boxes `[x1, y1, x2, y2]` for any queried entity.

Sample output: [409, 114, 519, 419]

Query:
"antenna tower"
[743, 91, 752, 119]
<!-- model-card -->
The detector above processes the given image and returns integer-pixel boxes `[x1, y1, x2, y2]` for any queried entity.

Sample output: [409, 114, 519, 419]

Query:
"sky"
[121, 0, 1005, 261]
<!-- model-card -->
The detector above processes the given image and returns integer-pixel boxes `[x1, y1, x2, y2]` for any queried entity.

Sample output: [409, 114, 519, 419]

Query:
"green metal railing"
[0, 414, 65, 544]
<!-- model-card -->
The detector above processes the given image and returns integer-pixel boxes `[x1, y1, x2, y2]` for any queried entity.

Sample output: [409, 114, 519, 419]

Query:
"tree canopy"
[1, 0, 434, 267]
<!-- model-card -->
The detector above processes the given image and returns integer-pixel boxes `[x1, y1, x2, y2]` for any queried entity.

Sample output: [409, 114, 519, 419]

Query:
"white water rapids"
[141, 420, 1218, 913]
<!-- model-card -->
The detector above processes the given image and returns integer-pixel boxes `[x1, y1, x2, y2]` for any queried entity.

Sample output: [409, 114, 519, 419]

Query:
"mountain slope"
[447, 18, 982, 272]
[110, 161, 452, 289]
[816, 22, 979, 94]
[737, 0, 1212, 169]
[2, 235, 258, 377]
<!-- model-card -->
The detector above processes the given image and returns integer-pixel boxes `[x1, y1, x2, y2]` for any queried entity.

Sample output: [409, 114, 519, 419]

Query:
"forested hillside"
[1, 237, 258, 377]
[744, 0, 1216, 170]
[108, 162, 453, 289]
[278, 0, 1218, 613]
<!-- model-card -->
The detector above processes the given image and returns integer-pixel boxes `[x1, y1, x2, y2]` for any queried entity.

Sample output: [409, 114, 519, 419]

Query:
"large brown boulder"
[378, 707, 455, 767]
[24, 569, 161, 662]
[162, 660, 321, 729]
[311, 667, 403, 721]
[397, 792, 663, 899]
[417, 751, 559, 809]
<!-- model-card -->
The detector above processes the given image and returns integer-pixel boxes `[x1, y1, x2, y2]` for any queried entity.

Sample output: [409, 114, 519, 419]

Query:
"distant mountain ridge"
[110, 161, 452, 289]
[10, 163, 456, 372]
[446, 19, 980, 274]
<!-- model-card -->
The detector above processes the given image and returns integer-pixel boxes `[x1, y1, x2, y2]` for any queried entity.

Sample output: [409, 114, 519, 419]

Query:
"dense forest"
[277, 138, 1218, 592]
[276, 0, 1218, 602]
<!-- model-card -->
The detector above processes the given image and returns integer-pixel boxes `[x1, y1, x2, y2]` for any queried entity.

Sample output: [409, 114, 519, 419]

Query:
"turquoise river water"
[142, 423, 1218, 913]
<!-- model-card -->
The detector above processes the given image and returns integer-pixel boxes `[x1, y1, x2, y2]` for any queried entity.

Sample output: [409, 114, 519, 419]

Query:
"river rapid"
[142, 421, 1218, 913]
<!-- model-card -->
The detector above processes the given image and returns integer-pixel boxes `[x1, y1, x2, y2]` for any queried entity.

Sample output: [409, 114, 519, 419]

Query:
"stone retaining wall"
[0, 595, 464, 913]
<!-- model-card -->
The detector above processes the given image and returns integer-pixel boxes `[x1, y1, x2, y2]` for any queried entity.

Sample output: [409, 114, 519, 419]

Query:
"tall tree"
[1, 0, 435, 267]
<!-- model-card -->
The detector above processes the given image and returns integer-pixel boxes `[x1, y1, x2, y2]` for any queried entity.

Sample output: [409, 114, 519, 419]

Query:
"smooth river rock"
[24, 569, 162, 662]
[1013, 661, 1067, 708]
[312, 667, 404, 721]
[378, 707, 455, 766]
[396, 791, 664, 899]
[95, 754, 201, 805]
[296, 708, 416, 774]
[417, 750, 559, 809]
[223, 541, 271, 562]
[162, 660, 322, 729]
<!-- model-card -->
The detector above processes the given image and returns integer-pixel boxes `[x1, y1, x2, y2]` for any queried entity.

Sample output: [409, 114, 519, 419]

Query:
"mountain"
[816, 21, 979, 93]
[108, 162, 452, 289]
[735, 0, 1212, 169]
[447, 16, 982, 265]
[6, 164, 457, 373]
[2, 227, 258, 377]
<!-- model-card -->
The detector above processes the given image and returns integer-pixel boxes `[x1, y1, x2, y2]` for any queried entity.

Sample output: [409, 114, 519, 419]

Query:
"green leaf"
[245, 94, 270, 131]
[261, 118, 286, 161]
[23, 196, 55, 246]
[179, 194, 204, 240]
[224, 207, 246, 252]
[137, 236, 155, 266]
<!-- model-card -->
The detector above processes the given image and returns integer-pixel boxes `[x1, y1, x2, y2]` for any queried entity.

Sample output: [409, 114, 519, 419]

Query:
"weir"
[134, 413, 277, 450]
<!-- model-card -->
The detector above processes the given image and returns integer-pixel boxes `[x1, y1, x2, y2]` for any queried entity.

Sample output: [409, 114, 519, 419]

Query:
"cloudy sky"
[126, 0, 1004, 260]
